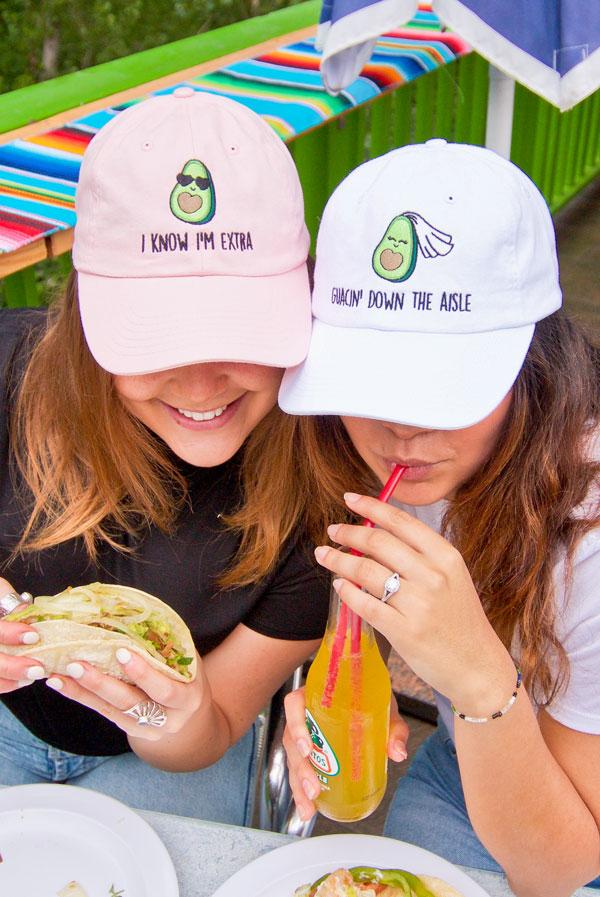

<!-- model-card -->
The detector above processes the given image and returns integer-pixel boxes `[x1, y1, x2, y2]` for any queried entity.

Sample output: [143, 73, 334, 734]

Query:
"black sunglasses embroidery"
[176, 173, 211, 190]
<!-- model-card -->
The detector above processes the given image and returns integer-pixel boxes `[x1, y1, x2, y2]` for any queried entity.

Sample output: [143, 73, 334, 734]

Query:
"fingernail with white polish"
[46, 677, 64, 691]
[66, 662, 84, 679]
[26, 665, 45, 680]
[17, 679, 34, 688]
[303, 778, 320, 800]
[20, 631, 39, 645]
[116, 648, 131, 664]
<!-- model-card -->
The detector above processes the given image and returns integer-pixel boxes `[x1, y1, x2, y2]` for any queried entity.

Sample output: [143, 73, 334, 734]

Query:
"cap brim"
[78, 265, 311, 375]
[279, 318, 534, 430]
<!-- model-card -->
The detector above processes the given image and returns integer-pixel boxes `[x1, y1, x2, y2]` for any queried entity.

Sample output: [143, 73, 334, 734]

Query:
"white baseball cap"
[279, 139, 562, 429]
[73, 89, 311, 375]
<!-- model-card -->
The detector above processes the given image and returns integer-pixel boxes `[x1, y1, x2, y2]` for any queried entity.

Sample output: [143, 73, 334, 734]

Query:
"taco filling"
[7, 583, 195, 679]
[294, 867, 465, 897]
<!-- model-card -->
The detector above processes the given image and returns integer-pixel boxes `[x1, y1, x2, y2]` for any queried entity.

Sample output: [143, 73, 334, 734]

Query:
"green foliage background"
[0, 0, 300, 93]
[0, 0, 300, 305]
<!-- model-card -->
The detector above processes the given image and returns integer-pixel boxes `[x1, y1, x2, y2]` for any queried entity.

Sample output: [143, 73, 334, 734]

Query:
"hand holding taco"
[3, 582, 197, 683]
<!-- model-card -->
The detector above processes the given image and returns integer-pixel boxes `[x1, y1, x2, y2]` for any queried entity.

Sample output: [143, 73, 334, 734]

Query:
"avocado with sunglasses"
[170, 159, 216, 224]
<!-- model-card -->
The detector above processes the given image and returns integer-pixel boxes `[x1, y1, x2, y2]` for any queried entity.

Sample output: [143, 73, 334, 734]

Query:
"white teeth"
[177, 404, 227, 421]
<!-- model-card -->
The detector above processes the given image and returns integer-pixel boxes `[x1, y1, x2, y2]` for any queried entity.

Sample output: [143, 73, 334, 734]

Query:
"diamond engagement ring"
[0, 590, 33, 618]
[382, 573, 401, 603]
[124, 700, 168, 727]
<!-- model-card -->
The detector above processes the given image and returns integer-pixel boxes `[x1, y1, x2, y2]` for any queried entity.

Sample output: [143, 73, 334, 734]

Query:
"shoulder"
[553, 524, 600, 637]
[0, 308, 47, 376]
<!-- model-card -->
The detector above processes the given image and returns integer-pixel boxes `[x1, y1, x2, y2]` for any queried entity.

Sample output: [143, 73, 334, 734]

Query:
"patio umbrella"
[317, 0, 600, 155]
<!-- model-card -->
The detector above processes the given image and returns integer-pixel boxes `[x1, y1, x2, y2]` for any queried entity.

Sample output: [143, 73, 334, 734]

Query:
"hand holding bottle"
[316, 493, 515, 718]
[283, 685, 409, 821]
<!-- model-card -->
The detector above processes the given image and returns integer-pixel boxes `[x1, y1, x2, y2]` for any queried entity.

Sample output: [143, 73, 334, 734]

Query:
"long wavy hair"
[12, 281, 600, 701]
[283, 311, 600, 704]
[11, 272, 330, 586]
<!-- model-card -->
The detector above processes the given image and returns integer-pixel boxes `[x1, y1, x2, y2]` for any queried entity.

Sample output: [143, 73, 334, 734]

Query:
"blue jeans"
[384, 722, 600, 888]
[0, 700, 257, 826]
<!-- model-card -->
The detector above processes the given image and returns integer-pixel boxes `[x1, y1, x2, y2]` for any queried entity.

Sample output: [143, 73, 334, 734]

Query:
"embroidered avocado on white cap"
[279, 139, 562, 429]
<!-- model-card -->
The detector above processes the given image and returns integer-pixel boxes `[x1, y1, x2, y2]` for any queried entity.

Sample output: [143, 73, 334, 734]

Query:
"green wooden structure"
[1, 0, 599, 308]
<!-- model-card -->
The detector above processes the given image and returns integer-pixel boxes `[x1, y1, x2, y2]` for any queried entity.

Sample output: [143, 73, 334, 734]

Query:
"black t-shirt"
[0, 308, 329, 755]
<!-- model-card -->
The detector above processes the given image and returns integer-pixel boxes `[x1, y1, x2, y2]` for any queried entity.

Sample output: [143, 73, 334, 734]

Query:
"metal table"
[138, 808, 597, 897]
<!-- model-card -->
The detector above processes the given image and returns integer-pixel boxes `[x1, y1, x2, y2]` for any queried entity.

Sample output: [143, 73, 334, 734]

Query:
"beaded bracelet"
[450, 667, 522, 724]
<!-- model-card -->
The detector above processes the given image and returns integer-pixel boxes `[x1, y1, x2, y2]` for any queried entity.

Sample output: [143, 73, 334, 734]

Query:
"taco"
[4, 582, 197, 683]
[293, 867, 465, 897]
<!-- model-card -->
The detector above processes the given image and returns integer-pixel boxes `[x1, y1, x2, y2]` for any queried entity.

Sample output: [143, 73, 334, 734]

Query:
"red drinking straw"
[321, 464, 407, 709]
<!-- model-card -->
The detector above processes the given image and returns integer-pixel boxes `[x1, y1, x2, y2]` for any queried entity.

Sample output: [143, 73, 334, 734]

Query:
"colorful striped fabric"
[0, 2, 469, 255]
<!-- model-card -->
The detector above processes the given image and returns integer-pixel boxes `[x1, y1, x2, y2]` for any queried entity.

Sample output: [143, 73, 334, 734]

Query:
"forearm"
[455, 690, 600, 896]
[128, 679, 232, 772]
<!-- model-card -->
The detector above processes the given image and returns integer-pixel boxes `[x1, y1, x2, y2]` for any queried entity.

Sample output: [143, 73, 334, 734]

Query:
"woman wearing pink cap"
[280, 143, 600, 894]
[0, 91, 330, 823]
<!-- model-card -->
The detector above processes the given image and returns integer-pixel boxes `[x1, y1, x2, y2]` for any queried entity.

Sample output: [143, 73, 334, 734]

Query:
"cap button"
[426, 138, 448, 147]
[173, 86, 195, 98]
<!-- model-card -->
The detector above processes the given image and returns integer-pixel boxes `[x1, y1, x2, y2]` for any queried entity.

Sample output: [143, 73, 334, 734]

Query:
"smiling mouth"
[175, 403, 228, 422]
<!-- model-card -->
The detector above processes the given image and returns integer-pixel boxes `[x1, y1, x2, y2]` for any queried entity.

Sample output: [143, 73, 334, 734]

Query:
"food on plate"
[4, 582, 196, 682]
[293, 866, 465, 897]
[57, 882, 89, 897]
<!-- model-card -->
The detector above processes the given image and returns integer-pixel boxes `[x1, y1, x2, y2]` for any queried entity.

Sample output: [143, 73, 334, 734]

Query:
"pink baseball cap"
[72, 89, 311, 375]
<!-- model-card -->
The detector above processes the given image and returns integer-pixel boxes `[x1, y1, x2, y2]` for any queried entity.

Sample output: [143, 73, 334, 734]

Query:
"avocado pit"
[178, 193, 203, 213]
[380, 248, 403, 271]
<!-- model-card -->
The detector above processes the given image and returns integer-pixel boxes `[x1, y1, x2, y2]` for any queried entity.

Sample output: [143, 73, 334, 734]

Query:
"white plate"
[211, 833, 491, 897]
[0, 783, 178, 897]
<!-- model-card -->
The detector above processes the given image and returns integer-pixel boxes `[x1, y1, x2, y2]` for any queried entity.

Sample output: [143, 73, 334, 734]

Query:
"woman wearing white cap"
[280, 142, 600, 894]
[0, 90, 330, 823]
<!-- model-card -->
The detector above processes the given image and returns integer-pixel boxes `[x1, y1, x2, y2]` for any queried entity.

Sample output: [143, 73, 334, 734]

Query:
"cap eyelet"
[141, 141, 152, 151]
[446, 195, 455, 203]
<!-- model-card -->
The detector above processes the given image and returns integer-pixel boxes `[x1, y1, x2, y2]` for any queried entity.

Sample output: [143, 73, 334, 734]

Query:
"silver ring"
[382, 572, 401, 603]
[123, 700, 167, 728]
[0, 590, 33, 618]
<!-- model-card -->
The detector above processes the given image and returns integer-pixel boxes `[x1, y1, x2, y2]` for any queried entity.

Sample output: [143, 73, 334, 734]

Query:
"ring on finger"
[0, 591, 33, 618]
[382, 572, 401, 603]
[123, 699, 167, 728]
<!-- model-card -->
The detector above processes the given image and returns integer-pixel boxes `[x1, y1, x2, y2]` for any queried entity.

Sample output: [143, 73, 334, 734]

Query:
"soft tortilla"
[4, 583, 197, 683]
[418, 876, 465, 897]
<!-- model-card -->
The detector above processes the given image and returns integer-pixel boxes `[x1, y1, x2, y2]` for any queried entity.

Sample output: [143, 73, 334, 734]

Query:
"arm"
[129, 626, 321, 771]
[40, 624, 320, 772]
[314, 493, 600, 897]
[40, 534, 331, 771]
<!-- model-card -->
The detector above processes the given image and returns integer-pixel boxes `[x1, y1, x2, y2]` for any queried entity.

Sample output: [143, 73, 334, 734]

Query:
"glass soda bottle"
[304, 585, 392, 822]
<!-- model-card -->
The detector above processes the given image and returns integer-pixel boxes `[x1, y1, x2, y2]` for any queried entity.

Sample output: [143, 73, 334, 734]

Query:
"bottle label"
[306, 709, 340, 777]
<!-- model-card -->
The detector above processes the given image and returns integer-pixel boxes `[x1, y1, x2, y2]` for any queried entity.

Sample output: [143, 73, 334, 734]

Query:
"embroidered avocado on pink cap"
[279, 139, 562, 430]
[73, 89, 311, 375]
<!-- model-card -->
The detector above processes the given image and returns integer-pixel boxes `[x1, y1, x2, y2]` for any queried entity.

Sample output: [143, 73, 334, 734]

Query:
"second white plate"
[211, 833, 491, 897]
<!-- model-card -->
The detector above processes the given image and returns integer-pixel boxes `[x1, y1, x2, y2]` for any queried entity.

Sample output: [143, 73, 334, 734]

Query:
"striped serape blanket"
[0, 2, 469, 255]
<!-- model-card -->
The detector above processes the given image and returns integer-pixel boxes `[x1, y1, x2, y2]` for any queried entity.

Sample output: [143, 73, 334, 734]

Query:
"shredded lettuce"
[6, 583, 193, 678]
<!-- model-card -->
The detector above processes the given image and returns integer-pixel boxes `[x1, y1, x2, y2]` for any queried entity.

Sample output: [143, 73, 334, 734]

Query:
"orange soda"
[304, 588, 391, 822]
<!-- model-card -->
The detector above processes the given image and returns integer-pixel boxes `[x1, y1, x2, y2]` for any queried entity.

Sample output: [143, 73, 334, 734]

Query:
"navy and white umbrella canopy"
[318, 0, 600, 112]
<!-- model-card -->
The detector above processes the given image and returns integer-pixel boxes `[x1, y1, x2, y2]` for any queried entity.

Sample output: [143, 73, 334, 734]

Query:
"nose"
[169, 362, 230, 394]
[382, 421, 430, 440]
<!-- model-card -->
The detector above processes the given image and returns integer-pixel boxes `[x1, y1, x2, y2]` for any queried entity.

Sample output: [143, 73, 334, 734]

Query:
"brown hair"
[12, 284, 600, 702]
[446, 311, 600, 704]
[11, 273, 330, 585]
[275, 311, 600, 704]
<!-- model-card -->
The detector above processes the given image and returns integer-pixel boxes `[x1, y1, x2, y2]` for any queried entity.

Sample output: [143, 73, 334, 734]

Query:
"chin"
[168, 438, 243, 469]
[392, 481, 450, 507]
